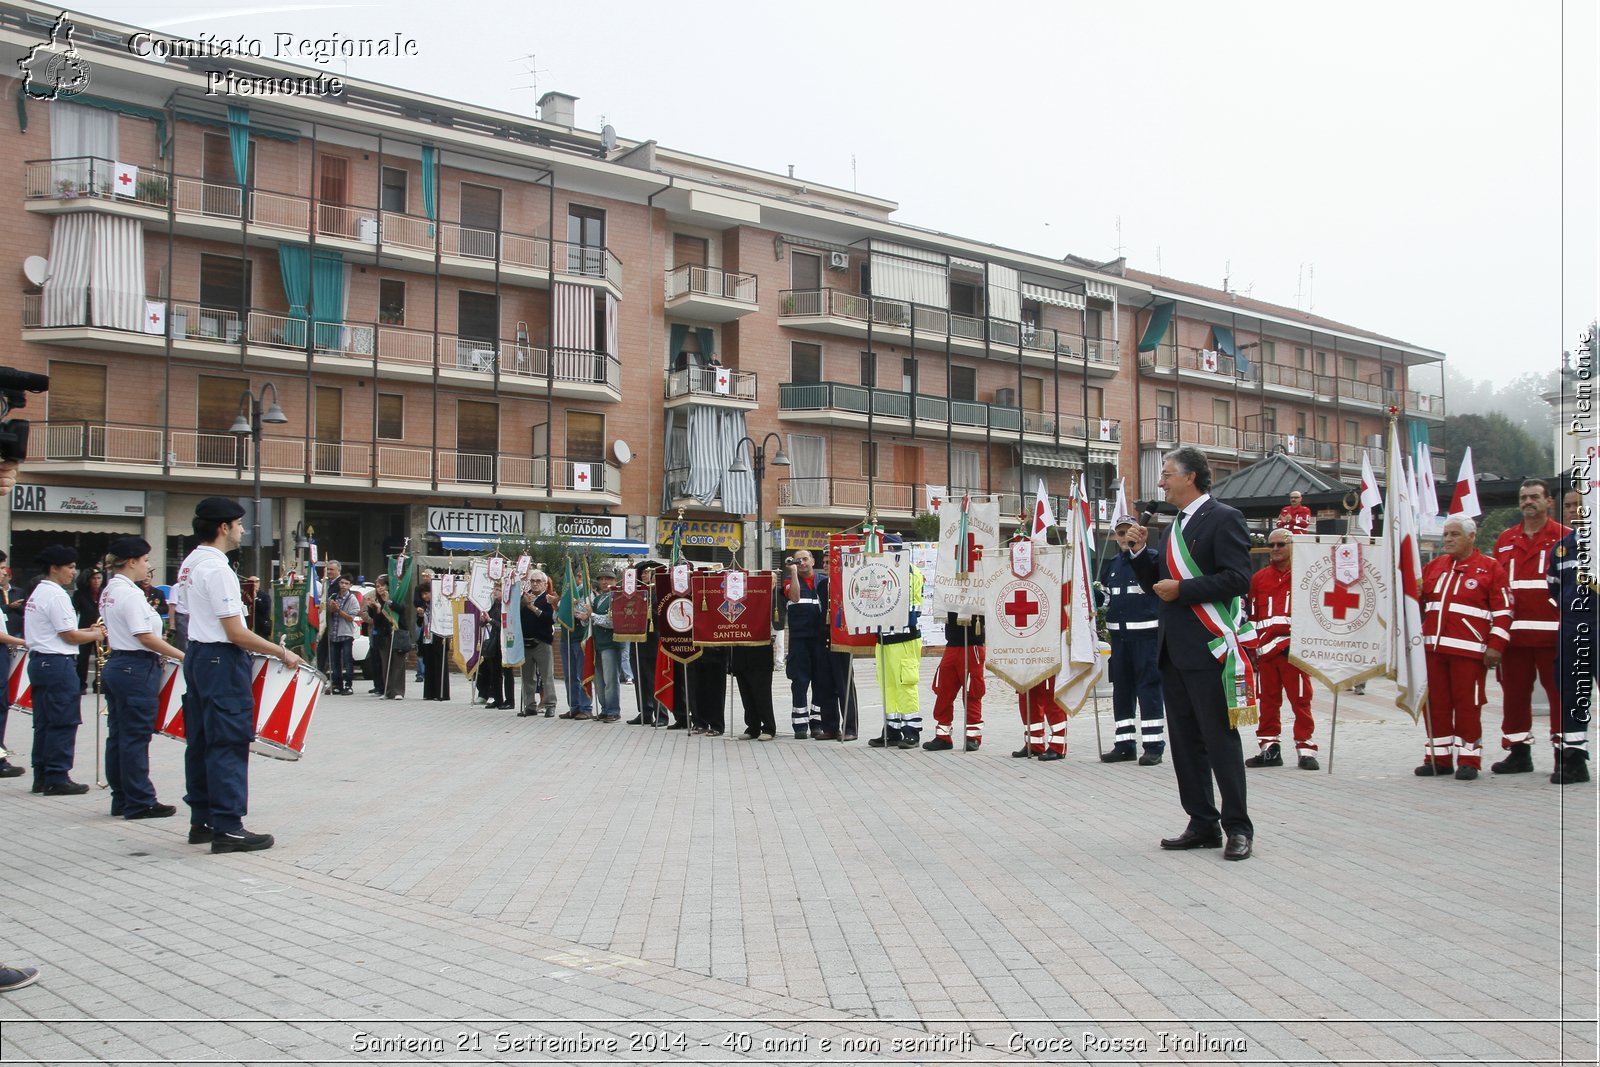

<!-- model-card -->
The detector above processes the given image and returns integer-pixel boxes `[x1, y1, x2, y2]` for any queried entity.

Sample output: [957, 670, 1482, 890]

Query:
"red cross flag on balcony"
[1285, 434, 1298, 454]
[982, 537, 1064, 692]
[143, 300, 166, 336]
[1098, 418, 1112, 441]
[1200, 349, 1219, 373]
[114, 161, 138, 198]
[714, 370, 730, 395]
[573, 463, 592, 492]
[1287, 534, 1388, 690]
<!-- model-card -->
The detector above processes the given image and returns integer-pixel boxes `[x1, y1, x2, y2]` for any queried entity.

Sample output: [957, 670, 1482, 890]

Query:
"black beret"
[35, 544, 77, 567]
[195, 497, 246, 522]
[108, 536, 152, 560]
[0, 549, 8, 563]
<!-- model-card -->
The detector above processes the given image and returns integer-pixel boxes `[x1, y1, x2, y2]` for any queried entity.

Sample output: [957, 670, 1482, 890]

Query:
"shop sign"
[426, 507, 524, 535]
[11, 484, 145, 517]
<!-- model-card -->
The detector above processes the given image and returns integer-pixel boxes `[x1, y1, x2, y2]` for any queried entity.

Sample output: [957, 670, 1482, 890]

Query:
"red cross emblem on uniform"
[1322, 584, 1360, 619]
[1003, 588, 1039, 629]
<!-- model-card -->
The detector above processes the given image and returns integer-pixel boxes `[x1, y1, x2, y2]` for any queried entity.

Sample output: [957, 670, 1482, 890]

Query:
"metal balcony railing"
[778, 477, 917, 513]
[665, 264, 758, 304]
[664, 366, 758, 402]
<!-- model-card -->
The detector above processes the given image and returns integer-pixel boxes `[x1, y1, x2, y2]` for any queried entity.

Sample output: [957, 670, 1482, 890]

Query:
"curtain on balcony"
[1212, 325, 1246, 372]
[88, 216, 145, 332]
[41, 214, 145, 330]
[718, 411, 756, 516]
[554, 283, 595, 381]
[669, 323, 688, 371]
[1137, 303, 1175, 352]
[786, 433, 827, 507]
[420, 146, 437, 220]
[311, 251, 345, 333]
[987, 264, 1020, 323]
[869, 241, 949, 309]
[276, 245, 310, 344]
[685, 406, 721, 503]
[227, 106, 250, 186]
[50, 100, 117, 193]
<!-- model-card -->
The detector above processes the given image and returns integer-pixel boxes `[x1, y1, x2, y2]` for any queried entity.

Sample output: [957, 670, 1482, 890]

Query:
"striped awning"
[1020, 282, 1086, 310]
[1017, 444, 1084, 470]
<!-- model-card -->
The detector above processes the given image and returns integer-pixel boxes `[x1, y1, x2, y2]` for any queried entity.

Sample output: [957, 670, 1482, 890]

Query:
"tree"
[1442, 412, 1553, 482]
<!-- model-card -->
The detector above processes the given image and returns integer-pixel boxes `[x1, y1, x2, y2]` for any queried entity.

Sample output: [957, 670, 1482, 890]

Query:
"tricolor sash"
[1164, 519, 1259, 729]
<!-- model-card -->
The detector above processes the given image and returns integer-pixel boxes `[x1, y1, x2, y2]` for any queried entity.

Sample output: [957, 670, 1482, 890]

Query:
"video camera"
[0, 367, 49, 463]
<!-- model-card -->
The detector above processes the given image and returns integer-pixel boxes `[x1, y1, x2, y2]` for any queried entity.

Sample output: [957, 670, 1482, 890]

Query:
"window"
[790, 251, 821, 291]
[673, 234, 708, 268]
[859, 350, 876, 387]
[565, 411, 605, 461]
[201, 132, 254, 216]
[455, 400, 498, 483]
[1296, 411, 1308, 437]
[379, 279, 405, 326]
[460, 184, 502, 259]
[951, 448, 980, 491]
[949, 281, 981, 317]
[791, 342, 821, 384]
[377, 393, 403, 440]
[1317, 414, 1329, 441]
[950, 365, 976, 402]
[1261, 340, 1276, 363]
[457, 291, 497, 342]
[859, 441, 879, 478]
[46, 361, 106, 424]
[1022, 377, 1043, 413]
[903, 357, 915, 393]
[1382, 366, 1396, 391]
[380, 167, 407, 214]
[1341, 356, 1358, 380]
[1084, 307, 1103, 340]
[198, 375, 247, 467]
[1294, 346, 1306, 369]
[1261, 407, 1277, 433]
[1344, 419, 1360, 445]
[1212, 398, 1232, 426]
[1086, 386, 1104, 418]
[1156, 389, 1176, 422]
[314, 386, 342, 475]
[566, 205, 606, 274]
[199, 255, 251, 338]
[1315, 351, 1328, 376]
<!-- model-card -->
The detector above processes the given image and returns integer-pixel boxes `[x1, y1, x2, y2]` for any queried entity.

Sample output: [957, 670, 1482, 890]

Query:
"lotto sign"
[1288, 535, 1388, 689]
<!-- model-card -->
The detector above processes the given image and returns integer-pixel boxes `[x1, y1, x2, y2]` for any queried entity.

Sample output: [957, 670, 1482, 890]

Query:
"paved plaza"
[1, 661, 1595, 1065]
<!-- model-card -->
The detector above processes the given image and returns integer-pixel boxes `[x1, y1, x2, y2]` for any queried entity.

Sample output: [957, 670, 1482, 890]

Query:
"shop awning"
[567, 537, 653, 555]
[435, 534, 501, 551]
[11, 516, 141, 535]
[1137, 302, 1175, 352]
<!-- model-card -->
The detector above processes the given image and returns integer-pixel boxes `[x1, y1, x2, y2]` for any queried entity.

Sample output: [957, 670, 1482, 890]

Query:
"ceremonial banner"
[611, 576, 652, 643]
[451, 598, 482, 678]
[1385, 427, 1430, 722]
[827, 533, 878, 655]
[1056, 503, 1107, 716]
[692, 571, 775, 646]
[653, 569, 701, 664]
[467, 560, 494, 613]
[501, 579, 525, 667]
[984, 540, 1065, 691]
[1288, 536, 1388, 690]
[841, 549, 913, 635]
[429, 585, 454, 637]
[273, 581, 311, 659]
[932, 496, 1000, 617]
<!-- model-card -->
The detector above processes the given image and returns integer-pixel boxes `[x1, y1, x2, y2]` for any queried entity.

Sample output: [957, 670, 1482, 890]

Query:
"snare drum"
[7, 649, 31, 714]
[249, 655, 326, 760]
[154, 656, 187, 741]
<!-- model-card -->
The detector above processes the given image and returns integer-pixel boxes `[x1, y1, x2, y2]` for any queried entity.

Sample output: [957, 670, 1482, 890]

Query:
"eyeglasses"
[1269, 543, 1290, 549]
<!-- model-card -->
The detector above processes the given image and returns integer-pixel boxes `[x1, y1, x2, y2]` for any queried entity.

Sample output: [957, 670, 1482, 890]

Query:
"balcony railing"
[664, 366, 758, 402]
[1138, 419, 1239, 450]
[778, 288, 1116, 365]
[778, 477, 917, 513]
[24, 419, 618, 493]
[23, 157, 166, 206]
[1260, 363, 1317, 391]
[528, 347, 623, 391]
[665, 264, 758, 304]
[1240, 431, 1318, 458]
[778, 382, 1115, 440]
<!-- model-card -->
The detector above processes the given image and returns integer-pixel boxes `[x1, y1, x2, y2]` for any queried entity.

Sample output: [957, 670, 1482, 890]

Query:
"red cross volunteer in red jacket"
[1490, 479, 1567, 775]
[1247, 529, 1318, 770]
[1418, 515, 1513, 780]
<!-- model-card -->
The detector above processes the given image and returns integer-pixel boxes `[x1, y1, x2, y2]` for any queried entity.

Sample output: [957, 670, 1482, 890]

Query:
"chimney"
[538, 91, 578, 127]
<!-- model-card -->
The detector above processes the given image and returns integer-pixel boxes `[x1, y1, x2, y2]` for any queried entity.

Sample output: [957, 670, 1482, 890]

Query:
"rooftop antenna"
[509, 54, 547, 101]
[1114, 215, 1124, 258]
[851, 154, 857, 192]
[1307, 264, 1315, 312]
[1223, 259, 1231, 293]
[1296, 263, 1305, 309]
[1155, 245, 1162, 277]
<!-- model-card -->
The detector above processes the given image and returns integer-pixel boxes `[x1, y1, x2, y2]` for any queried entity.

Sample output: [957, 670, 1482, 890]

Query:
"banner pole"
[1327, 688, 1339, 774]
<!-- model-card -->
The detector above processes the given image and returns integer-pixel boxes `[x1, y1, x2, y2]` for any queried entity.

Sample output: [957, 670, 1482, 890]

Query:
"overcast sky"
[92, 0, 1597, 391]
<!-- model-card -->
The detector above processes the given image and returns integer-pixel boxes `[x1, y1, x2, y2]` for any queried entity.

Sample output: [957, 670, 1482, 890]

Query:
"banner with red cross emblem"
[1288, 534, 1389, 690]
[931, 495, 999, 618]
[982, 540, 1064, 692]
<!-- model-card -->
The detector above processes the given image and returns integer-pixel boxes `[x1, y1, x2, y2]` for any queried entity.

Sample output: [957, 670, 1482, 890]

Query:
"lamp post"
[729, 432, 790, 571]
[229, 382, 289, 579]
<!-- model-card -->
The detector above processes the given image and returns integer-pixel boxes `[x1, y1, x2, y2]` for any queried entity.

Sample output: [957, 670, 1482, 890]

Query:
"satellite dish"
[22, 256, 49, 286]
[600, 124, 617, 153]
[612, 439, 632, 465]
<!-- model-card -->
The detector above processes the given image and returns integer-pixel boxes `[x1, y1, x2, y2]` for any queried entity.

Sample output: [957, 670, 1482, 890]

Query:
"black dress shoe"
[126, 802, 177, 820]
[1011, 747, 1035, 758]
[188, 824, 214, 844]
[1035, 750, 1063, 762]
[1160, 827, 1223, 850]
[1100, 749, 1136, 763]
[1138, 752, 1164, 766]
[31, 778, 43, 793]
[868, 736, 900, 748]
[665, 722, 687, 730]
[626, 715, 644, 725]
[811, 731, 840, 741]
[897, 738, 919, 749]
[211, 828, 274, 854]
[1223, 833, 1253, 861]
[43, 780, 89, 796]
[0, 764, 24, 778]
[1414, 763, 1454, 776]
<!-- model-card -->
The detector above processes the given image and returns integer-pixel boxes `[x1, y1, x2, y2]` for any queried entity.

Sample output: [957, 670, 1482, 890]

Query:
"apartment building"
[0, 2, 1445, 578]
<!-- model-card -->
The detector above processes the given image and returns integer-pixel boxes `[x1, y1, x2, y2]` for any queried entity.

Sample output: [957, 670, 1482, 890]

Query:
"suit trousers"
[1159, 656, 1253, 838]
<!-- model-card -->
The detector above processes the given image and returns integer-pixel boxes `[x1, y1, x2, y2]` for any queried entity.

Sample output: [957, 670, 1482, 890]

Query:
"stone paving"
[0, 661, 1595, 1065]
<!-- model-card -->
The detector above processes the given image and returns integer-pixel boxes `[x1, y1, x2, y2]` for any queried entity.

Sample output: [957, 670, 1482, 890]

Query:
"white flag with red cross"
[1449, 446, 1481, 518]
[113, 162, 138, 197]
[573, 463, 593, 492]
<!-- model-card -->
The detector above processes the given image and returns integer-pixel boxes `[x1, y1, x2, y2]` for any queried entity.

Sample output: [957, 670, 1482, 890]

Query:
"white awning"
[1020, 282, 1086, 310]
[11, 515, 141, 535]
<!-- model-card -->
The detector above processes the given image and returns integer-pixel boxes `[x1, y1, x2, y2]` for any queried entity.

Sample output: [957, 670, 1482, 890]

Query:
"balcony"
[664, 265, 758, 322]
[778, 288, 1118, 377]
[663, 366, 758, 410]
[1138, 345, 1260, 385]
[23, 159, 623, 296]
[1258, 362, 1317, 397]
[1139, 419, 1240, 454]
[1239, 430, 1319, 461]
[778, 382, 1118, 449]
[22, 419, 620, 503]
[777, 477, 918, 521]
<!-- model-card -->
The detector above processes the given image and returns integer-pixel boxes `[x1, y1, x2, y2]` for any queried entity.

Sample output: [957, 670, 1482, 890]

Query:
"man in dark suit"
[1126, 446, 1256, 861]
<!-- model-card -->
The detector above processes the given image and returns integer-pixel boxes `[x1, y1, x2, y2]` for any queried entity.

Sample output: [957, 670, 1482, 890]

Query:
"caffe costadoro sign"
[539, 513, 626, 539]
[12, 484, 146, 517]
[426, 507, 524, 535]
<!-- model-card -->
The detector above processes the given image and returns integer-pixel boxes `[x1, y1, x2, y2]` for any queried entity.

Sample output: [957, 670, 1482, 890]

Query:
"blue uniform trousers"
[786, 634, 835, 735]
[0, 644, 13, 768]
[104, 650, 162, 814]
[1108, 632, 1165, 754]
[182, 642, 254, 834]
[29, 653, 80, 785]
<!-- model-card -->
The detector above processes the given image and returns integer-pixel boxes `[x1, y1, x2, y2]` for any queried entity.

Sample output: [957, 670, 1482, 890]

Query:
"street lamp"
[729, 432, 790, 571]
[229, 382, 288, 579]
